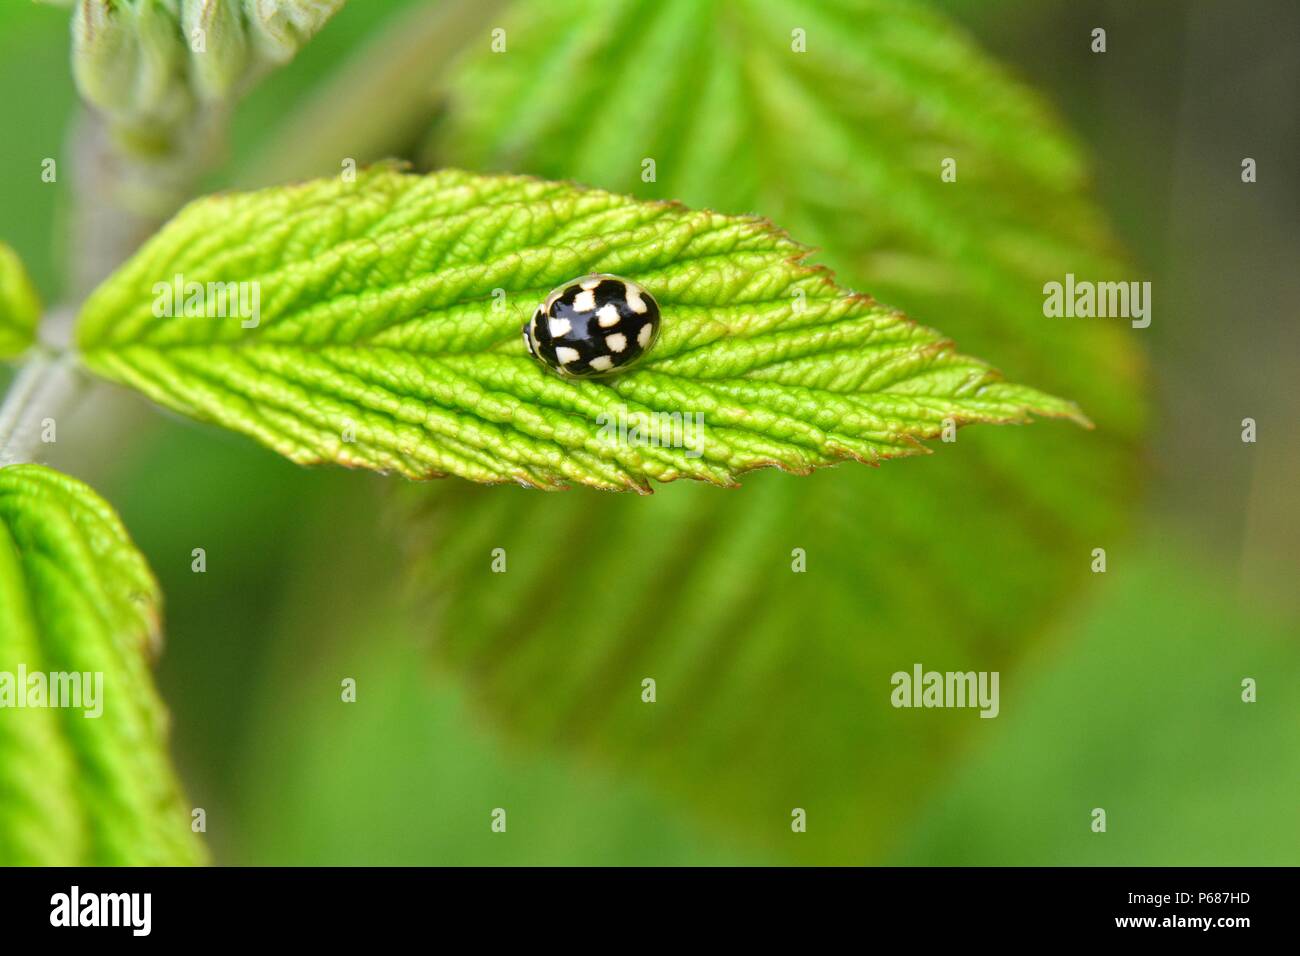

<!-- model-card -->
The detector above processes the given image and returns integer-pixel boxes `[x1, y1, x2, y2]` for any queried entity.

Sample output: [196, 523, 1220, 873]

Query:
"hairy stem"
[67, 108, 225, 304]
[0, 345, 87, 466]
[0, 109, 220, 469]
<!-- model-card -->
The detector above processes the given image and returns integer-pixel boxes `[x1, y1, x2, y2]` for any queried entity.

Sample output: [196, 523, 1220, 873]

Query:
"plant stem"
[238, 0, 510, 185]
[0, 343, 87, 466]
[67, 108, 223, 304]
[0, 109, 217, 472]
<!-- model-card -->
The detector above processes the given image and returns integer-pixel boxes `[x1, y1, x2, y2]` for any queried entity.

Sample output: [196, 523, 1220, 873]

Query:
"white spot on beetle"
[637, 323, 653, 347]
[556, 346, 580, 365]
[573, 290, 596, 313]
[606, 333, 627, 353]
[625, 288, 647, 314]
[548, 317, 572, 338]
[596, 304, 621, 327]
[589, 355, 614, 371]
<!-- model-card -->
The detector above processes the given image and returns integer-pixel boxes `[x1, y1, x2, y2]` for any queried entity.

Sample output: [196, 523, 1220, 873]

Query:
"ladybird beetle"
[523, 274, 660, 378]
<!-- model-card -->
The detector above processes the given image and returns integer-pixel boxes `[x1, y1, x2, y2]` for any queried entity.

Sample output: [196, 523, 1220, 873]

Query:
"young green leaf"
[0, 242, 41, 360]
[70, 0, 347, 146]
[0, 464, 205, 865]
[76, 167, 1083, 493]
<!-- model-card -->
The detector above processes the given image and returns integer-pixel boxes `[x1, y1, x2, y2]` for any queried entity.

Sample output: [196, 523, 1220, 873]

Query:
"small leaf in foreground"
[0, 242, 41, 360]
[0, 464, 204, 865]
[76, 167, 1084, 492]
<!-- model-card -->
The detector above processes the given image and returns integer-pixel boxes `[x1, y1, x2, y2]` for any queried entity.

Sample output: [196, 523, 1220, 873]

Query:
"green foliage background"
[1, 0, 1295, 865]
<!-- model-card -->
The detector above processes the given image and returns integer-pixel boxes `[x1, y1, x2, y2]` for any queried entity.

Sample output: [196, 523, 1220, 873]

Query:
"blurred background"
[0, 0, 1295, 865]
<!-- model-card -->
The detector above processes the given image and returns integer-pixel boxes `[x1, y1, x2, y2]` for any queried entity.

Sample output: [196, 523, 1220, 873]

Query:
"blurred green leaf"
[403, 0, 1146, 861]
[0, 243, 41, 360]
[183, 0, 250, 102]
[234, 561, 777, 867]
[0, 464, 204, 865]
[75, 165, 1077, 490]
[69, 0, 347, 149]
[237, 0, 349, 66]
[72, 0, 189, 143]
[893, 549, 1300, 865]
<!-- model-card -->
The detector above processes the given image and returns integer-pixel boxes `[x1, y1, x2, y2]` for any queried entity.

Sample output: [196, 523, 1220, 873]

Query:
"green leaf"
[400, 0, 1146, 860]
[75, 166, 1081, 493]
[0, 242, 41, 360]
[0, 464, 205, 865]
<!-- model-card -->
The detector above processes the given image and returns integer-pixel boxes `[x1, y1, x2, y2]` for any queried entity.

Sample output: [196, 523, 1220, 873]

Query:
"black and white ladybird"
[522, 274, 660, 378]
